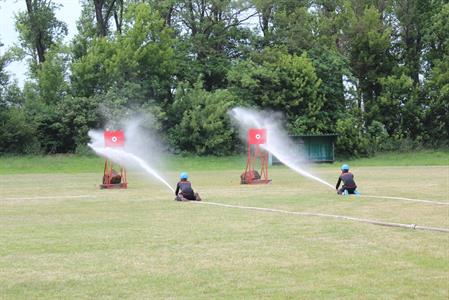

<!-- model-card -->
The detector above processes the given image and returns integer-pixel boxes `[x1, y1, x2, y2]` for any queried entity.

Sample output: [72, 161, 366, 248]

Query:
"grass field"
[1, 152, 448, 299]
[1, 149, 448, 174]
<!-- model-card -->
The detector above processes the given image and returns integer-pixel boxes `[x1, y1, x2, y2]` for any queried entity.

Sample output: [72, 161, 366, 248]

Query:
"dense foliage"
[0, 0, 447, 156]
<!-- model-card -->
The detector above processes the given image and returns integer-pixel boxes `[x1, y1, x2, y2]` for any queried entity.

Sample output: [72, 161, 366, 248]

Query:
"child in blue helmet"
[175, 172, 202, 201]
[336, 164, 358, 195]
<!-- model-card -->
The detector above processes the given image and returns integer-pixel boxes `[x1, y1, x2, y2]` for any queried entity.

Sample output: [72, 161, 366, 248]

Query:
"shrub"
[0, 108, 39, 154]
[168, 83, 237, 155]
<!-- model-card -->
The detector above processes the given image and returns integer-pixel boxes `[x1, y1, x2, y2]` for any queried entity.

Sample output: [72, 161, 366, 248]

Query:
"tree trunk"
[26, 0, 46, 63]
[113, 0, 123, 34]
[259, 4, 273, 46]
[94, 0, 107, 37]
[165, 5, 174, 27]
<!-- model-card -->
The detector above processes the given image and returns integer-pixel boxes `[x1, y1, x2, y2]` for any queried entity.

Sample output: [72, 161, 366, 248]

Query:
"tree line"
[0, 0, 447, 156]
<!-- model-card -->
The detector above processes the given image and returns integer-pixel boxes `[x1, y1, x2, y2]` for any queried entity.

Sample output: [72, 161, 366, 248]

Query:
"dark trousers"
[338, 187, 356, 195]
[181, 192, 196, 200]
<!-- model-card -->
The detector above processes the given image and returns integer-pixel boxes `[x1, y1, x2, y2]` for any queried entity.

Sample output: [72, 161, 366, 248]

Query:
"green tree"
[71, 1, 98, 60]
[252, 1, 350, 132]
[425, 59, 449, 143]
[168, 82, 238, 155]
[36, 45, 69, 105]
[168, 0, 255, 90]
[423, 0, 446, 72]
[93, 0, 124, 36]
[71, 3, 175, 102]
[0, 42, 13, 107]
[251, 0, 276, 46]
[378, 74, 421, 138]
[18, 44, 71, 153]
[393, 0, 433, 85]
[342, 3, 394, 125]
[12, 0, 72, 153]
[70, 3, 176, 151]
[228, 48, 326, 133]
[0, 107, 38, 154]
[0, 42, 37, 154]
[15, 0, 67, 72]
[53, 96, 102, 152]
[335, 112, 369, 157]
[271, 0, 313, 53]
[424, 3, 449, 143]
[251, 0, 316, 52]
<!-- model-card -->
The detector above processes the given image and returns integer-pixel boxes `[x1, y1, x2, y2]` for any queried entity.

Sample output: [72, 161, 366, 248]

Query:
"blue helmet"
[341, 164, 349, 171]
[180, 172, 188, 180]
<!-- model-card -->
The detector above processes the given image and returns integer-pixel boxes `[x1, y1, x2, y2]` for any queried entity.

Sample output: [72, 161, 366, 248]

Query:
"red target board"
[241, 128, 270, 184]
[248, 128, 267, 144]
[101, 129, 127, 189]
[104, 130, 125, 147]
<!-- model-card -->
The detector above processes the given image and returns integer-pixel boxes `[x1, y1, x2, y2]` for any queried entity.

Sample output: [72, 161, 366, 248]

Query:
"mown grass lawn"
[0, 152, 448, 299]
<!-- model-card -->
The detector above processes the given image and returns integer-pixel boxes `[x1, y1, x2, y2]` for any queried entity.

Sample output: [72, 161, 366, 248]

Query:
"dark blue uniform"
[175, 180, 196, 200]
[336, 171, 357, 194]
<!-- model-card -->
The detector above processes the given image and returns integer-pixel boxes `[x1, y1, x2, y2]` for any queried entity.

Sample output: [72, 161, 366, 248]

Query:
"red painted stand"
[100, 130, 128, 189]
[241, 128, 271, 184]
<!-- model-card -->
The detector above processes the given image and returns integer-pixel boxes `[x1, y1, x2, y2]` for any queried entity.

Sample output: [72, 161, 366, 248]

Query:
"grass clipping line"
[191, 201, 449, 233]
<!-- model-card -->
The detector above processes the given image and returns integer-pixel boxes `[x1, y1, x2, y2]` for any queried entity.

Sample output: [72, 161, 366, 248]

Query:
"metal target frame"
[241, 128, 271, 184]
[101, 130, 128, 189]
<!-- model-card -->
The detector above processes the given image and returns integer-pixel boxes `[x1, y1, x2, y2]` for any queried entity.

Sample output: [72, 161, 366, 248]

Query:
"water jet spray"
[230, 107, 334, 189]
[88, 122, 175, 194]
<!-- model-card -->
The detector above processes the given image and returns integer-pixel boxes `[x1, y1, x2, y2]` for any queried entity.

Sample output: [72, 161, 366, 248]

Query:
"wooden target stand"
[240, 128, 271, 184]
[100, 130, 128, 189]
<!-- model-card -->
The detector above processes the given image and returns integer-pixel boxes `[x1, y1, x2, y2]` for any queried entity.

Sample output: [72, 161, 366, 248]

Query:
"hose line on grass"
[361, 195, 449, 206]
[192, 201, 449, 233]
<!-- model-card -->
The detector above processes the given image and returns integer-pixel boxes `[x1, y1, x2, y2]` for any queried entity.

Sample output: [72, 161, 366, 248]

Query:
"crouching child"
[336, 164, 359, 195]
[175, 172, 202, 201]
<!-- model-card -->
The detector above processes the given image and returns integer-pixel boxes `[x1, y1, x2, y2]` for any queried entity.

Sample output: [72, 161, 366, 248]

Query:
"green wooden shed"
[270, 134, 337, 164]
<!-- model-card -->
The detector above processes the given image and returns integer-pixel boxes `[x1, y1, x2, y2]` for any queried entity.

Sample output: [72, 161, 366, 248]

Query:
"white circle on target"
[255, 134, 261, 140]
[112, 136, 118, 143]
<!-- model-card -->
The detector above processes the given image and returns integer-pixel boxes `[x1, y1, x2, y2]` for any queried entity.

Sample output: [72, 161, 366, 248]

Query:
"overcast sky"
[0, 0, 82, 86]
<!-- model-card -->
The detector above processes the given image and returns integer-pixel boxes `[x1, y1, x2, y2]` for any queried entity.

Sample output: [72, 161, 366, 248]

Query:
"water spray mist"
[88, 144, 175, 193]
[229, 107, 334, 189]
[88, 117, 175, 193]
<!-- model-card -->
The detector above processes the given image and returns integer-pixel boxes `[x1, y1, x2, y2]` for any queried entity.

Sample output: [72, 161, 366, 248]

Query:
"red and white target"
[104, 130, 125, 147]
[248, 128, 267, 144]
